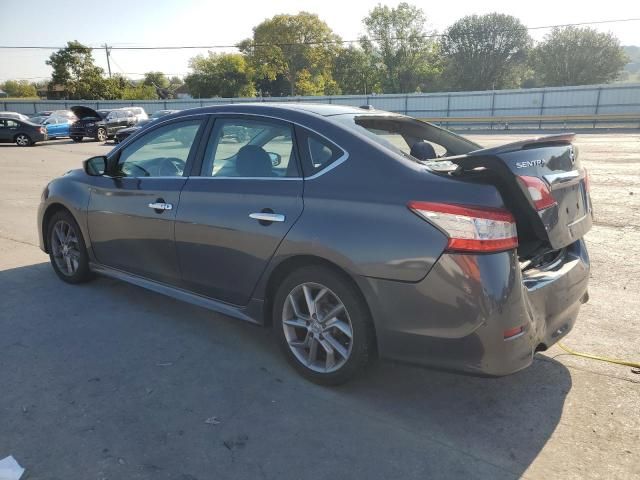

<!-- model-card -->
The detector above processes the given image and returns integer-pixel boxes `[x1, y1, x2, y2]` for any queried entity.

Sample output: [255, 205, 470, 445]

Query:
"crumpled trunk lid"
[448, 134, 593, 255]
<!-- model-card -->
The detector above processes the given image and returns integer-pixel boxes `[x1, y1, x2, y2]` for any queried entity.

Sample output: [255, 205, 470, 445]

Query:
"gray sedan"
[37, 104, 592, 384]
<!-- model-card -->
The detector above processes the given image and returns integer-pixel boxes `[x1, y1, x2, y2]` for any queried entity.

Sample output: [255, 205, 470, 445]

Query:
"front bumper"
[358, 239, 590, 376]
[70, 125, 98, 138]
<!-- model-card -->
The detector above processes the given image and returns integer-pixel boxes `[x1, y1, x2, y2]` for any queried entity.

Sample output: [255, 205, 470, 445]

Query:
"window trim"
[107, 111, 351, 181]
[194, 114, 303, 180]
[294, 125, 348, 179]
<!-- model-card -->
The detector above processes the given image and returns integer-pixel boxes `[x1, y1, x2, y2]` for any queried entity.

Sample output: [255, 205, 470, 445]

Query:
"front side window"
[200, 118, 299, 178]
[115, 120, 201, 177]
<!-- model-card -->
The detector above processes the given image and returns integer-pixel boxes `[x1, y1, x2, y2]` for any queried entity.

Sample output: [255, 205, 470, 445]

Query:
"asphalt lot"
[0, 133, 638, 480]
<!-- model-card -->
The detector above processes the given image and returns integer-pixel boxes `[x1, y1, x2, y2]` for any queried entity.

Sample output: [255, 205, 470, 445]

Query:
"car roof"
[167, 102, 388, 119]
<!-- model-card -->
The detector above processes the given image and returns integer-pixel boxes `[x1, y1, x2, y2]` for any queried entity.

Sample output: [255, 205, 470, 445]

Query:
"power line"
[0, 17, 639, 50]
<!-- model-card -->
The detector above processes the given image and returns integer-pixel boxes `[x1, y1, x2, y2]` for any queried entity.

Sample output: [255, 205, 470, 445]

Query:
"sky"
[1, 0, 640, 82]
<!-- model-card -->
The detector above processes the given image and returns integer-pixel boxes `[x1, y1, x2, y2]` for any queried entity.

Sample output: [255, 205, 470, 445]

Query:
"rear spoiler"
[469, 133, 575, 156]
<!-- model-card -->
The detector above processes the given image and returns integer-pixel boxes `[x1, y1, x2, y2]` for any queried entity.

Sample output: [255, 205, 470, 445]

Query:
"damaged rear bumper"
[358, 239, 590, 376]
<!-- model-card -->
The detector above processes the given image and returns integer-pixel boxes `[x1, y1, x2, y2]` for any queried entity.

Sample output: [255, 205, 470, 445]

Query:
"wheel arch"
[14, 132, 31, 142]
[261, 254, 378, 356]
[41, 203, 73, 253]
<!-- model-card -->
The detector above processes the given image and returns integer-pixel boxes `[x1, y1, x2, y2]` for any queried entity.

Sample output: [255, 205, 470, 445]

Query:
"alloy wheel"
[16, 134, 29, 146]
[50, 220, 81, 276]
[97, 129, 107, 142]
[282, 282, 354, 373]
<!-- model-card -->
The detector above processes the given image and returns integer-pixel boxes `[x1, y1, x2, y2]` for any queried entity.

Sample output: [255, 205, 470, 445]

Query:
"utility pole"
[104, 44, 112, 78]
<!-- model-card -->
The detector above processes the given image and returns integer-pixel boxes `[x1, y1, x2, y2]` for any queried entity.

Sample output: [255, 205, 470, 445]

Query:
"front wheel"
[47, 210, 93, 284]
[273, 265, 375, 385]
[15, 134, 32, 146]
[96, 128, 107, 142]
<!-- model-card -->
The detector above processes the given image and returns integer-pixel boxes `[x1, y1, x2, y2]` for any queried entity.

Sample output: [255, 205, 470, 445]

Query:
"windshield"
[333, 114, 481, 160]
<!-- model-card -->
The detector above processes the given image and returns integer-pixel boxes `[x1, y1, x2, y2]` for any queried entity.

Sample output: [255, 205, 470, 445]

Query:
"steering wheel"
[127, 163, 151, 177]
[158, 157, 186, 176]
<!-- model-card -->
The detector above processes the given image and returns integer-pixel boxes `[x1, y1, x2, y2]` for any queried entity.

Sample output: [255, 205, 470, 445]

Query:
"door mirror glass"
[267, 152, 281, 166]
[83, 156, 107, 176]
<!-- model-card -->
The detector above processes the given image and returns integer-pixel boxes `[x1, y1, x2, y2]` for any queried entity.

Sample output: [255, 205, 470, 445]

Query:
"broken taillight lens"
[517, 176, 556, 211]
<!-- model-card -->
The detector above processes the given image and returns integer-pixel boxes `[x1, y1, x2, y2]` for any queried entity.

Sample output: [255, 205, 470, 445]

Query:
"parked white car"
[128, 107, 148, 123]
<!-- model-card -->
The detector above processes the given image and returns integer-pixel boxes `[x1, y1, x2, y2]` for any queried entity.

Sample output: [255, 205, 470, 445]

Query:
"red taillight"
[408, 201, 518, 253]
[517, 176, 556, 210]
[503, 326, 525, 340]
[39, 127, 46, 134]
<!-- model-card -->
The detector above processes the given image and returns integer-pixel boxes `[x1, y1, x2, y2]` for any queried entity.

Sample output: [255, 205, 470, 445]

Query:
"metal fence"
[3, 83, 640, 129]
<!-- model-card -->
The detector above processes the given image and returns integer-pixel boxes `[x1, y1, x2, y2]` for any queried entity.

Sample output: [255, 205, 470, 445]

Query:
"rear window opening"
[334, 114, 480, 161]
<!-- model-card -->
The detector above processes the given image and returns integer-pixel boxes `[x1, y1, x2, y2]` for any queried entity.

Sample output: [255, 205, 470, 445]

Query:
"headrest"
[236, 145, 272, 177]
[410, 141, 437, 160]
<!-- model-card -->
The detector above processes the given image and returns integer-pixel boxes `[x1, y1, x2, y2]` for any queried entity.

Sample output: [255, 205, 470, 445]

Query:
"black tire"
[273, 265, 375, 385]
[15, 133, 32, 147]
[96, 128, 107, 142]
[47, 210, 93, 284]
[71, 136, 83, 143]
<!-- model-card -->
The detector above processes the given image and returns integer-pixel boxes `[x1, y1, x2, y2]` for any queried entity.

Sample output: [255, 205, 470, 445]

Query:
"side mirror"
[83, 155, 107, 176]
[267, 152, 282, 167]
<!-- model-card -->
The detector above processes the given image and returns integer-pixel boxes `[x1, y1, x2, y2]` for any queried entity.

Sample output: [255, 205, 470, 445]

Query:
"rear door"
[87, 116, 206, 285]
[46, 118, 63, 136]
[0, 119, 11, 141]
[175, 115, 304, 306]
[0, 119, 20, 140]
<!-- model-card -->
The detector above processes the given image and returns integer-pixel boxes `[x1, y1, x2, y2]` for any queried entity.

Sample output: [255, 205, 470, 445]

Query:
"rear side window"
[200, 117, 299, 178]
[296, 128, 344, 177]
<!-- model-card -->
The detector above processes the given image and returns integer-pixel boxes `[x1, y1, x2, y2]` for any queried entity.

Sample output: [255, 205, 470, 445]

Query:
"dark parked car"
[0, 116, 48, 146]
[37, 104, 592, 384]
[69, 106, 136, 142]
[114, 109, 180, 144]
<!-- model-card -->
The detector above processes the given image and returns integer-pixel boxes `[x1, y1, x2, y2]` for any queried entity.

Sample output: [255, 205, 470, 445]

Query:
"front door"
[87, 117, 206, 285]
[175, 116, 304, 306]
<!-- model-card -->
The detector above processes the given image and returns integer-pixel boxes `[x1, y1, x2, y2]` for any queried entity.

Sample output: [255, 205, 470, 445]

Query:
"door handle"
[249, 212, 285, 223]
[148, 202, 173, 211]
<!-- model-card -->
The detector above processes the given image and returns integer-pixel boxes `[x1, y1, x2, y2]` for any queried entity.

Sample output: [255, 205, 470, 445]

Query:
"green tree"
[121, 84, 158, 100]
[531, 27, 628, 86]
[440, 14, 532, 90]
[46, 40, 113, 99]
[239, 12, 341, 96]
[185, 52, 256, 98]
[361, 2, 441, 93]
[1, 80, 38, 97]
[143, 71, 170, 89]
[333, 46, 382, 94]
[168, 76, 184, 89]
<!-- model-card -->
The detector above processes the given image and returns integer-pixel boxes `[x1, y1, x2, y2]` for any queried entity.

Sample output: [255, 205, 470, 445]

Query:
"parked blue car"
[43, 116, 74, 139]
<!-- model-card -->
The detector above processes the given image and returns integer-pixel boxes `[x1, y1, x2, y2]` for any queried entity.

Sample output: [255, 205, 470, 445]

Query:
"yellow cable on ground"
[557, 342, 640, 372]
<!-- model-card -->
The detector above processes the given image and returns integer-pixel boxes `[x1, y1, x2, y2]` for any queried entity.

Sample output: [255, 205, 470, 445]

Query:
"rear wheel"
[273, 265, 375, 385]
[47, 210, 92, 284]
[15, 134, 32, 146]
[96, 128, 107, 142]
